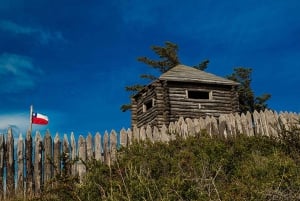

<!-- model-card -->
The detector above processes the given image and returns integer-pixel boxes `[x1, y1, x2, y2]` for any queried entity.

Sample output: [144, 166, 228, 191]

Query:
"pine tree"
[226, 67, 271, 113]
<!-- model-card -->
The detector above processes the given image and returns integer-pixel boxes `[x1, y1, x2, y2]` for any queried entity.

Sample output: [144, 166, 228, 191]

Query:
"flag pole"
[29, 105, 33, 132]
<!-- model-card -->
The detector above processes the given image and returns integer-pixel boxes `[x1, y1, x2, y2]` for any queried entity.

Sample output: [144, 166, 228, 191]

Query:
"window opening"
[187, 90, 210, 99]
[143, 99, 154, 112]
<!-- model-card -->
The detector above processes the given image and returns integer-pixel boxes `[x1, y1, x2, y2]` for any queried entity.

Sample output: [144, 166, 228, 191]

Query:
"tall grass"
[19, 127, 300, 201]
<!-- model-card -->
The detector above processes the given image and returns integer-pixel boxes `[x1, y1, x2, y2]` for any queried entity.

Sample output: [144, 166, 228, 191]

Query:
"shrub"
[24, 131, 300, 201]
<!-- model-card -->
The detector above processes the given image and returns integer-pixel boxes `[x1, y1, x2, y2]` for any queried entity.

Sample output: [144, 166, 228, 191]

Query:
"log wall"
[132, 80, 239, 129]
[167, 81, 239, 122]
[132, 81, 164, 128]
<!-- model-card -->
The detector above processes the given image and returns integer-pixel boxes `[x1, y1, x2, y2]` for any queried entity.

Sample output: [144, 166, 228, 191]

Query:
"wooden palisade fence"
[0, 109, 299, 199]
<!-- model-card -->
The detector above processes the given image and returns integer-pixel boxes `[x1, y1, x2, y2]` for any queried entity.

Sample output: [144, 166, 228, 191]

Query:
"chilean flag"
[32, 112, 49, 125]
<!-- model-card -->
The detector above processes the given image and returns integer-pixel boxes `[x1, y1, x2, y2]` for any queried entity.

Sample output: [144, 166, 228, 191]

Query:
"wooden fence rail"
[0, 109, 299, 199]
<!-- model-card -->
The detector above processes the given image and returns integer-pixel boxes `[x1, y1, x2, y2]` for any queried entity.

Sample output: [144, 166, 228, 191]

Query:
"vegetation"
[227, 67, 271, 113]
[23, 126, 300, 201]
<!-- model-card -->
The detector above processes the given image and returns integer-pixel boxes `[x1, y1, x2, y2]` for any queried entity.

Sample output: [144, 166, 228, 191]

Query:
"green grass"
[25, 128, 300, 201]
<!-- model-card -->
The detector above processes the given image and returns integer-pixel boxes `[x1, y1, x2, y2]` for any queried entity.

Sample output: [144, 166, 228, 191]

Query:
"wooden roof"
[159, 64, 239, 85]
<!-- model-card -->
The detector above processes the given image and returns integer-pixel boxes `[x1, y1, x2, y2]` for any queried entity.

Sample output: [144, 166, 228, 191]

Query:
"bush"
[26, 130, 300, 201]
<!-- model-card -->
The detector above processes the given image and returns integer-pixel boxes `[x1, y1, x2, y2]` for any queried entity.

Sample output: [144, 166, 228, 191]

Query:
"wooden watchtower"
[131, 64, 239, 128]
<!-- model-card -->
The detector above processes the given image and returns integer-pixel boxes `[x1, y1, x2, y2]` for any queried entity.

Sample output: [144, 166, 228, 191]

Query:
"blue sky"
[0, 0, 299, 136]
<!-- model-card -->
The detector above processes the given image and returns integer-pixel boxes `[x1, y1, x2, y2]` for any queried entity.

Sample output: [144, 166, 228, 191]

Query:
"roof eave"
[159, 78, 240, 86]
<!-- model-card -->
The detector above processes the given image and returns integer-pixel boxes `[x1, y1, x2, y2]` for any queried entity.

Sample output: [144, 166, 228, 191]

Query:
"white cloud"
[0, 53, 42, 93]
[0, 110, 64, 141]
[0, 113, 29, 135]
[0, 20, 65, 44]
[0, 112, 47, 146]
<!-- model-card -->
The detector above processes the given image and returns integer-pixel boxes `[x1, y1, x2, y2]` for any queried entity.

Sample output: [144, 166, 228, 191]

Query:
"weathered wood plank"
[253, 110, 262, 135]
[246, 111, 254, 136]
[140, 126, 146, 141]
[0, 134, 4, 199]
[260, 110, 269, 136]
[77, 135, 86, 182]
[53, 133, 61, 177]
[43, 130, 52, 185]
[110, 130, 117, 164]
[70, 132, 77, 176]
[132, 126, 139, 142]
[160, 124, 171, 142]
[152, 126, 160, 142]
[120, 128, 127, 147]
[25, 130, 34, 196]
[240, 113, 248, 135]
[94, 132, 102, 162]
[210, 116, 219, 137]
[86, 133, 93, 160]
[103, 131, 109, 165]
[17, 133, 24, 197]
[63, 134, 71, 175]
[186, 118, 195, 136]
[219, 114, 227, 138]
[146, 125, 153, 142]
[6, 128, 14, 197]
[34, 131, 42, 195]
[235, 113, 243, 135]
[127, 128, 133, 146]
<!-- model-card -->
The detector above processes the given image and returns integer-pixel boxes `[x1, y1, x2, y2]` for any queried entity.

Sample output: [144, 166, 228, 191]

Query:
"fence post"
[127, 128, 132, 146]
[140, 126, 146, 141]
[17, 133, 24, 197]
[6, 128, 15, 197]
[70, 132, 77, 176]
[53, 133, 61, 177]
[63, 134, 71, 175]
[77, 135, 86, 182]
[26, 130, 34, 197]
[193, 119, 201, 134]
[186, 118, 195, 137]
[103, 132, 110, 165]
[168, 122, 175, 136]
[253, 110, 261, 135]
[229, 113, 237, 137]
[86, 133, 93, 161]
[160, 124, 170, 142]
[120, 128, 127, 147]
[146, 125, 153, 142]
[219, 114, 227, 138]
[94, 132, 102, 162]
[43, 130, 52, 185]
[152, 126, 160, 142]
[246, 111, 254, 136]
[0, 134, 5, 199]
[133, 126, 139, 142]
[110, 130, 117, 164]
[34, 131, 43, 195]
[198, 117, 206, 133]
[235, 113, 243, 135]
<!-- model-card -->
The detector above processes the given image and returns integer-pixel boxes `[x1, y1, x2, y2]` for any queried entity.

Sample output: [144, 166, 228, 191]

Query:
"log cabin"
[131, 64, 239, 128]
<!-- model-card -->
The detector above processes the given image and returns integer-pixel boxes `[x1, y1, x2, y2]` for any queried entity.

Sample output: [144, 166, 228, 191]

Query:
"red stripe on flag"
[32, 112, 48, 125]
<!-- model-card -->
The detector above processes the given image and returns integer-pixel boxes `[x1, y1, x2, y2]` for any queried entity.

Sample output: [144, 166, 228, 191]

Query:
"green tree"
[138, 41, 180, 74]
[121, 41, 209, 112]
[227, 67, 271, 113]
[193, 59, 209, 71]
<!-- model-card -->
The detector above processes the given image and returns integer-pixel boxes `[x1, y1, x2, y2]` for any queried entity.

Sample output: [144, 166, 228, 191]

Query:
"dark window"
[187, 90, 210, 99]
[143, 99, 154, 112]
